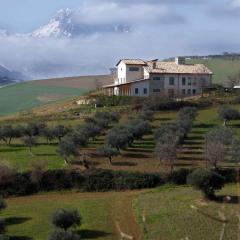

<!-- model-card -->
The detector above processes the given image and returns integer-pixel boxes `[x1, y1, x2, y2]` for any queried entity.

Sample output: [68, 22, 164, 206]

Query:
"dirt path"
[110, 192, 144, 240]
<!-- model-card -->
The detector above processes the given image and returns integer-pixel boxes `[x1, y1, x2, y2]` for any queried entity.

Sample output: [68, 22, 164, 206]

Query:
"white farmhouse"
[103, 57, 213, 97]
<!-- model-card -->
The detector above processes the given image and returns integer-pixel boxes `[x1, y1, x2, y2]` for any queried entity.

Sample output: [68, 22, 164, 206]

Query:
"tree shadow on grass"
[180, 151, 202, 155]
[194, 123, 216, 128]
[154, 117, 172, 121]
[0, 148, 25, 153]
[76, 229, 111, 239]
[183, 146, 203, 150]
[127, 148, 153, 153]
[124, 152, 150, 158]
[112, 161, 137, 167]
[178, 156, 202, 161]
[35, 153, 57, 157]
[8, 236, 32, 240]
[183, 140, 202, 146]
[186, 136, 204, 141]
[215, 195, 240, 204]
[6, 217, 32, 226]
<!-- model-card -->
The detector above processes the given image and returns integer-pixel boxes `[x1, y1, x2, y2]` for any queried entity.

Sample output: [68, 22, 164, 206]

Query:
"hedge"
[0, 168, 238, 197]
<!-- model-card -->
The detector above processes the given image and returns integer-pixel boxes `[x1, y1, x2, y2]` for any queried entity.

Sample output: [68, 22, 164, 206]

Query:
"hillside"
[0, 74, 114, 116]
[187, 58, 240, 84]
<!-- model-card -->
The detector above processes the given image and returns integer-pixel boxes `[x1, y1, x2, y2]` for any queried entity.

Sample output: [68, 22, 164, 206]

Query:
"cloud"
[0, 0, 239, 79]
[209, 0, 240, 17]
[72, 1, 185, 26]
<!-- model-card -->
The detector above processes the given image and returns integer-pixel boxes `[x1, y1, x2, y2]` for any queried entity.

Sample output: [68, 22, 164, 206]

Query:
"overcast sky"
[0, 0, 240, 78]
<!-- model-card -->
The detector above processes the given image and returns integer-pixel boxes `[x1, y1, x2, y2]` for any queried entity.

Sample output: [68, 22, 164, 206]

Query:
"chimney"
[175, 57, 185, 65]
[150, 59, 158, 69]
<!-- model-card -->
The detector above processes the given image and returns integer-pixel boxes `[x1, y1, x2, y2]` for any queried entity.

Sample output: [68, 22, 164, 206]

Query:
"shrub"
[49, 229, 80, 240]
[0, 218, 6, 234]
[187, 168, 225, 198]
[169, 168, 191, 185]
[52, 209, 81, 231]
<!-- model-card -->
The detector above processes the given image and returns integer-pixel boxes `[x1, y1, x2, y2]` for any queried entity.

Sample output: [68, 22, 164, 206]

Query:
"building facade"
[103, 57, 213, 97]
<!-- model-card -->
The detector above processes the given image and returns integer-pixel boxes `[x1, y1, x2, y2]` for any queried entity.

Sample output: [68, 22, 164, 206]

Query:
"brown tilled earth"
[34, 74, 114, 89]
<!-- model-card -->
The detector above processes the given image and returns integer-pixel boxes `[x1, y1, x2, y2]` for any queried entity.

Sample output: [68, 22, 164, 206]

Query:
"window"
[193, 89, 196, 95]
[135, 88, 139, 94]
[143, 88, 148, 94]
[187, 89, 191, 95]
[153, 76, 161, 81]
[153, 89, 161, 93]
[182, 89, 186, 95]
[182, 77, 186, 86]
[169, 77, 175, 85]
[200, 77, 206, 86]
[129, 67, 139, 71]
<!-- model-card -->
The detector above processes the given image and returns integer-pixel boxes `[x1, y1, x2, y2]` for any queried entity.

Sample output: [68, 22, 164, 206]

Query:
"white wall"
[117, 61, 144, 84]
[148, 73, 212, 97]
[131, 80, 150, 97]
[117, 62, 127, 84]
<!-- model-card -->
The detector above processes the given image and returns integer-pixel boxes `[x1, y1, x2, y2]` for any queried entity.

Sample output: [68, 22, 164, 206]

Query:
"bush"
[49, 229, 80, 240]
[169, 168, 191, 185]
[215, 168, 237, 183]
[52, 209, 81, 231]
[187, 168, 225, 198]
[0, 218, 6, 234]
[82, 169, 115, 191]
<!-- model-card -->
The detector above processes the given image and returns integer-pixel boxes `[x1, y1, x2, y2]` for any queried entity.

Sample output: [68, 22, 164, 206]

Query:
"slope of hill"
[35, 74, 114, 89]
[0, 74, 114, 116]
[187, 58, 240, 84]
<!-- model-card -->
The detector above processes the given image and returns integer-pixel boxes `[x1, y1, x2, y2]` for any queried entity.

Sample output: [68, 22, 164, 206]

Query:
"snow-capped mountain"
[31, 8, 131, 38]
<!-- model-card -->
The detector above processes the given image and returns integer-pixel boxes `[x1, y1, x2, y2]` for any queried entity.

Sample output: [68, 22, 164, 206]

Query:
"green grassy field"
[188, 58, 240, 84]
[0, 82, 88, 116]
[2, 190, 142, 240]
[135, 184, 240, 240]
[1, 104, 240, 172]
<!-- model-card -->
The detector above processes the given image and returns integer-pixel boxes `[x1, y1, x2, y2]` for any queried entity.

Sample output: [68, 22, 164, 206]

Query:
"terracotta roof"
[145, 61, 213, 74]
[116, 59, 147, 66]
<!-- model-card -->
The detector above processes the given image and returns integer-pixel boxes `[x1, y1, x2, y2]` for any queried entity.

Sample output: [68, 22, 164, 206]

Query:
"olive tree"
[155, 133, 178, 173]
[106, 127, 130, 151]
[51, 209, 81, 231]
[97, 145, 120, 165]
[53, 125, 70, 143]
[218, 105, 240, 126]
[230, 138, 240, 164]
[204, 127, 233, 169]
[57, 137, 79, 165]
[23, 136, 37, 153]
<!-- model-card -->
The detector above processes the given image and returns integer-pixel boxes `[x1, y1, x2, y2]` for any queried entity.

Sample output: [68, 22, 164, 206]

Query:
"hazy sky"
[0, 0, 240, 78]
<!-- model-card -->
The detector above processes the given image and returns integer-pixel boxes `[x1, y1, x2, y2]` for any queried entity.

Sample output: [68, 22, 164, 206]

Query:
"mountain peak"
[30, 8, 131, 39]
[55, 8, 73, 21]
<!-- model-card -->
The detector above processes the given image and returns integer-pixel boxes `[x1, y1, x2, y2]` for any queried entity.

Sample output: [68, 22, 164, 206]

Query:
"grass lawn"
[0, 82, 88, 116]
[135, 184, 240, 240]
[188, 58, 240, 84]
[1, 190, 143, 240]
[0, 142, 65, 171]
[1, 104, 240, 172]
